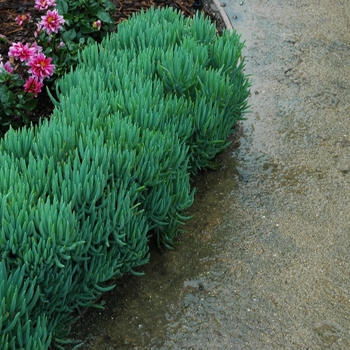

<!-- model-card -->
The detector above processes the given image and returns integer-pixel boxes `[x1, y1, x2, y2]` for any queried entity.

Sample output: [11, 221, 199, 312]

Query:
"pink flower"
[4, 62, 13, 73]
[0, 55, 11, 73]
[8, 42, 36, 62]
[34, 22, 44, 38]
[23, 76, 44, 97]
[34, 0, 56, 10]
[16, 13, 31, 26]
[40, 9, 65, 34]
[92, 20, 102, 30]
[31, 42, 43, 55]
[56, 41, 65, 49]
[27, 53, 55, 80]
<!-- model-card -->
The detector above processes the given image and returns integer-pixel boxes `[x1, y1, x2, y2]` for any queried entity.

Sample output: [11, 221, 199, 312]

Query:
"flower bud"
[92, 20, 102, 30]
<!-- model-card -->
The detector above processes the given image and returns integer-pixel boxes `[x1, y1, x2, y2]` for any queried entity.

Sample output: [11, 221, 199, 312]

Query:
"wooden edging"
[212, 0, 234, 32]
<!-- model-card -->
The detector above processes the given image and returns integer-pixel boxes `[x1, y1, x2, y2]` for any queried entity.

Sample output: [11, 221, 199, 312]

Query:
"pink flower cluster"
[16, 9, 65, 36]
[23, 76, 44, 96]
[2, 0, 65, 98]
[40, 9, 65, 34]
[34, 0, 56, 10]
[27, 53, 55, 81]
[34, 9, 65, 37]
[16, 13, 31, 26]
[9, 42, 37, 62]
[8, 42, 55, 97]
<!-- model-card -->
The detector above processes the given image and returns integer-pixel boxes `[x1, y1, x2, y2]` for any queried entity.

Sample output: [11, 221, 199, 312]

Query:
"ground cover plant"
[0, 3, 250, 350]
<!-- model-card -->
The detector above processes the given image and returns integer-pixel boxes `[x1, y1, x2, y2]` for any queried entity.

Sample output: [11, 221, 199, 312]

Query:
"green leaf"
[64, 13, 73, 20]
[21, 98, 38, 111]
[0, 86, 15, 107]
[56, 0, 69, 15]
[0, 84, 9, 95]
[0, 73, 12, 83]
[62, 28, 77, 42]
[79, 25, 94, 34]
[12, 77, 25, 87]
[88, 3, 99, 12]
[0, 36, 8, 44]
[96, 10, 114, 24]
[102, 0, 116, 11]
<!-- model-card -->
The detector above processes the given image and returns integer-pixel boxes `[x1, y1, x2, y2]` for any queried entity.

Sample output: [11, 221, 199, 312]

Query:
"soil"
[0, 0, 225, 129]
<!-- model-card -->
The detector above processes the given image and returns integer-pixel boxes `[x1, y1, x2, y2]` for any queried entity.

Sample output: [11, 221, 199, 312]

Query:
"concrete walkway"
[213, 0, 350, 348]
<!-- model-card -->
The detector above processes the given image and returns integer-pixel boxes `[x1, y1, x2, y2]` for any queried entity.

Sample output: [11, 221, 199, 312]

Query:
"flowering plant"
[57, 0, 115, 41]
[0, 0, 116, 135]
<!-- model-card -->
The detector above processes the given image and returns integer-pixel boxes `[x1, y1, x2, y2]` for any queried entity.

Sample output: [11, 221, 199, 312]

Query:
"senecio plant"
[0, 7, 250, 350]
[0, 0, 115, 134]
